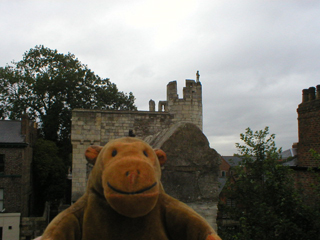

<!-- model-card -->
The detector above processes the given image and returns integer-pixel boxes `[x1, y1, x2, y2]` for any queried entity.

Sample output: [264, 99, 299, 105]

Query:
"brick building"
[0, 116, 37, 239]
[295, 85, 320, 201]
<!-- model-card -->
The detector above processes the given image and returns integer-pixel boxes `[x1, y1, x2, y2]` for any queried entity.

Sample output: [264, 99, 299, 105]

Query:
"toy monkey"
[36, 137, 221, 240]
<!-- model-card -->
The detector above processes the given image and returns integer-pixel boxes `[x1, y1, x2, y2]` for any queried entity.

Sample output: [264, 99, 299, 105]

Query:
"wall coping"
[73, 109, 171, 115]
[0, 213, 21, 217]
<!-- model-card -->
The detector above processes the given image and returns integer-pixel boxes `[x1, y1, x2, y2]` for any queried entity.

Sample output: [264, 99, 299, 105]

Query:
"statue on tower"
[196, 70, 200, 82]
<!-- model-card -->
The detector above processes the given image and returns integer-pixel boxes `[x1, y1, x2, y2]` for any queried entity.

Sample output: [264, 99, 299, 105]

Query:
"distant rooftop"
[281, 148, 297, 159]
[0, 120, 25, 143]
[222, 156, 242, 167]
[223, 149, 298, 168]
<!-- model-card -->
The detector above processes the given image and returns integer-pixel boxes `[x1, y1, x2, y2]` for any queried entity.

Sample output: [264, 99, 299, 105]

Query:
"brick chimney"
[297, 85, 320, 167]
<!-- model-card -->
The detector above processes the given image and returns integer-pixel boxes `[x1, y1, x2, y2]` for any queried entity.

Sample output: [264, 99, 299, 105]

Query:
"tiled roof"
[0, 120, 25, 143]
[222, 156, 242, 167]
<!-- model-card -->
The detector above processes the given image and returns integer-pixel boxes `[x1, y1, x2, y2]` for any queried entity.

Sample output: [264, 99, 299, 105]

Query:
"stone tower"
[155, 73, 203, 130]
[166, 80, 203, 130]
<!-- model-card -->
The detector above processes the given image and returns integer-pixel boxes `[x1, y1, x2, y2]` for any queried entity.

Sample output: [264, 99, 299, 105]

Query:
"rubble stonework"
[147, 123, 220, 229]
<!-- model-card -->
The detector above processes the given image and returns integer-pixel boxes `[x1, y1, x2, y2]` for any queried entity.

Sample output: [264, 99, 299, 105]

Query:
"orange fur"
[40, 137, 221, 240]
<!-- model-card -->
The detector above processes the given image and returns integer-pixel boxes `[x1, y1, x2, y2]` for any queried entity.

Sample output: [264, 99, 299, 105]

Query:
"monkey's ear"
[154, 149, 167, 166]
[85, 145, 103, 165]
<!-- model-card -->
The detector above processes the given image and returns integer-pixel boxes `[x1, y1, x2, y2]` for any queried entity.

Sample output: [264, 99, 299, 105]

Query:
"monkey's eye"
[143, 151, 148, 157]
[112, 150, 117, 157]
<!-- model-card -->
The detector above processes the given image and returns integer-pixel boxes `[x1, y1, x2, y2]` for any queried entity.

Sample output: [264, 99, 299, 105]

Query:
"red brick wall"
[219, 158, 230, 177]
[296, 86, 320, 204]
[0, 148, 23, 213]
[297, 86, 320, 168]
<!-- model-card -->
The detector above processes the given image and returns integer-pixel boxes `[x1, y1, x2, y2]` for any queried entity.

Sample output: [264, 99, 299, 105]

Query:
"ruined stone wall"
[71, 78, 203, 201]
[148, 123, 220, 230]
[20, 202, 49, 240]
[21, 216, 47, 240]
[71, 110, 174, 201]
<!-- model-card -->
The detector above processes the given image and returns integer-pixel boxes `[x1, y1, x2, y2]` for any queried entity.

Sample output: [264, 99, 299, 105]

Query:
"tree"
[1, 46, 137, 210]
[33, 139, 67, 215]
[0, 45, 136, 146]
[218, 127, 317, 240]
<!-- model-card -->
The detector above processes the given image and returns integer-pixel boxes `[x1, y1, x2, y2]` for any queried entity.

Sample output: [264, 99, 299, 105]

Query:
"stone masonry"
[146, 122, 220, 229]
[71, 74, 220, 229]
[71, 76, 203, 201]
[71, 110, 174, 200]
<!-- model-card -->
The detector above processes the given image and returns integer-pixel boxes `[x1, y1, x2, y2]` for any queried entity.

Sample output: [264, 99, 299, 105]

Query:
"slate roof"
[280, 148, 298, 167]
[281, 148, 297, 159]
[0, 120, 25, 143]
[222, 156, 242, 167]
[281, 157, 298, 166]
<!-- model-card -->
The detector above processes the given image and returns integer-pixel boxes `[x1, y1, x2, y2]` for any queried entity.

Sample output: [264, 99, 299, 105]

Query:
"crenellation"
[149, 99, 156, 111]
[167, 81, 178, 101]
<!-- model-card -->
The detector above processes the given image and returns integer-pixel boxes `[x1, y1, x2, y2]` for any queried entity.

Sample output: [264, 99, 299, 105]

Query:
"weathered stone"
[146, 122, 220, 229]
[161, 170, 200, 201]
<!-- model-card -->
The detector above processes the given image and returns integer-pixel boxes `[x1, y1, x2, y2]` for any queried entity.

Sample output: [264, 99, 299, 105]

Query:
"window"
[0, 155, 4, 175]
[221, 171, 226, 177]
[0, 189, 3, 211]
[227, 198, 236, 208]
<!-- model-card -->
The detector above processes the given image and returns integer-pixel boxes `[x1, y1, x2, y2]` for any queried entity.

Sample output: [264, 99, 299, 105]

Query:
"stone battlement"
[149, 78, 203, 130]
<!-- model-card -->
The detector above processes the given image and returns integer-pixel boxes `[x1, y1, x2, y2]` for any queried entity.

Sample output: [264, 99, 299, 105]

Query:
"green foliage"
[0, 45, 136, 144]
[309, 149, 320, 196]
[33, 139, 66, 212]
[1, 46, 137, 210]
[218, 127, 320, 240]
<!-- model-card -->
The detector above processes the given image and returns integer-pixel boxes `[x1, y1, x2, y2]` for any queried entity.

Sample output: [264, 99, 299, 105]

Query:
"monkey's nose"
[125, 170, 140, 184]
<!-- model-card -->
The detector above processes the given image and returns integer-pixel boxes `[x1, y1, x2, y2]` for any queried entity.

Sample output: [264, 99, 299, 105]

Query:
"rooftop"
[0, 120, 25, 143]
[222, 156, 242, 167]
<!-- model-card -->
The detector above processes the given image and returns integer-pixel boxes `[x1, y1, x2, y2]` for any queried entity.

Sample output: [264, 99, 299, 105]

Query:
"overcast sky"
[1, 0, 319, 155]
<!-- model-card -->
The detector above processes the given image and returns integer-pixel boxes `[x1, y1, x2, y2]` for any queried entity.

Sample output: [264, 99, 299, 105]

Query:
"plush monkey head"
[85, 137, 167, 218]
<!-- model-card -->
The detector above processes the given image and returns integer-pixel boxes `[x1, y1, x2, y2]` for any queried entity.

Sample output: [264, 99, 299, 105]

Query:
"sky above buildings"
[1, 0, 319, 155]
